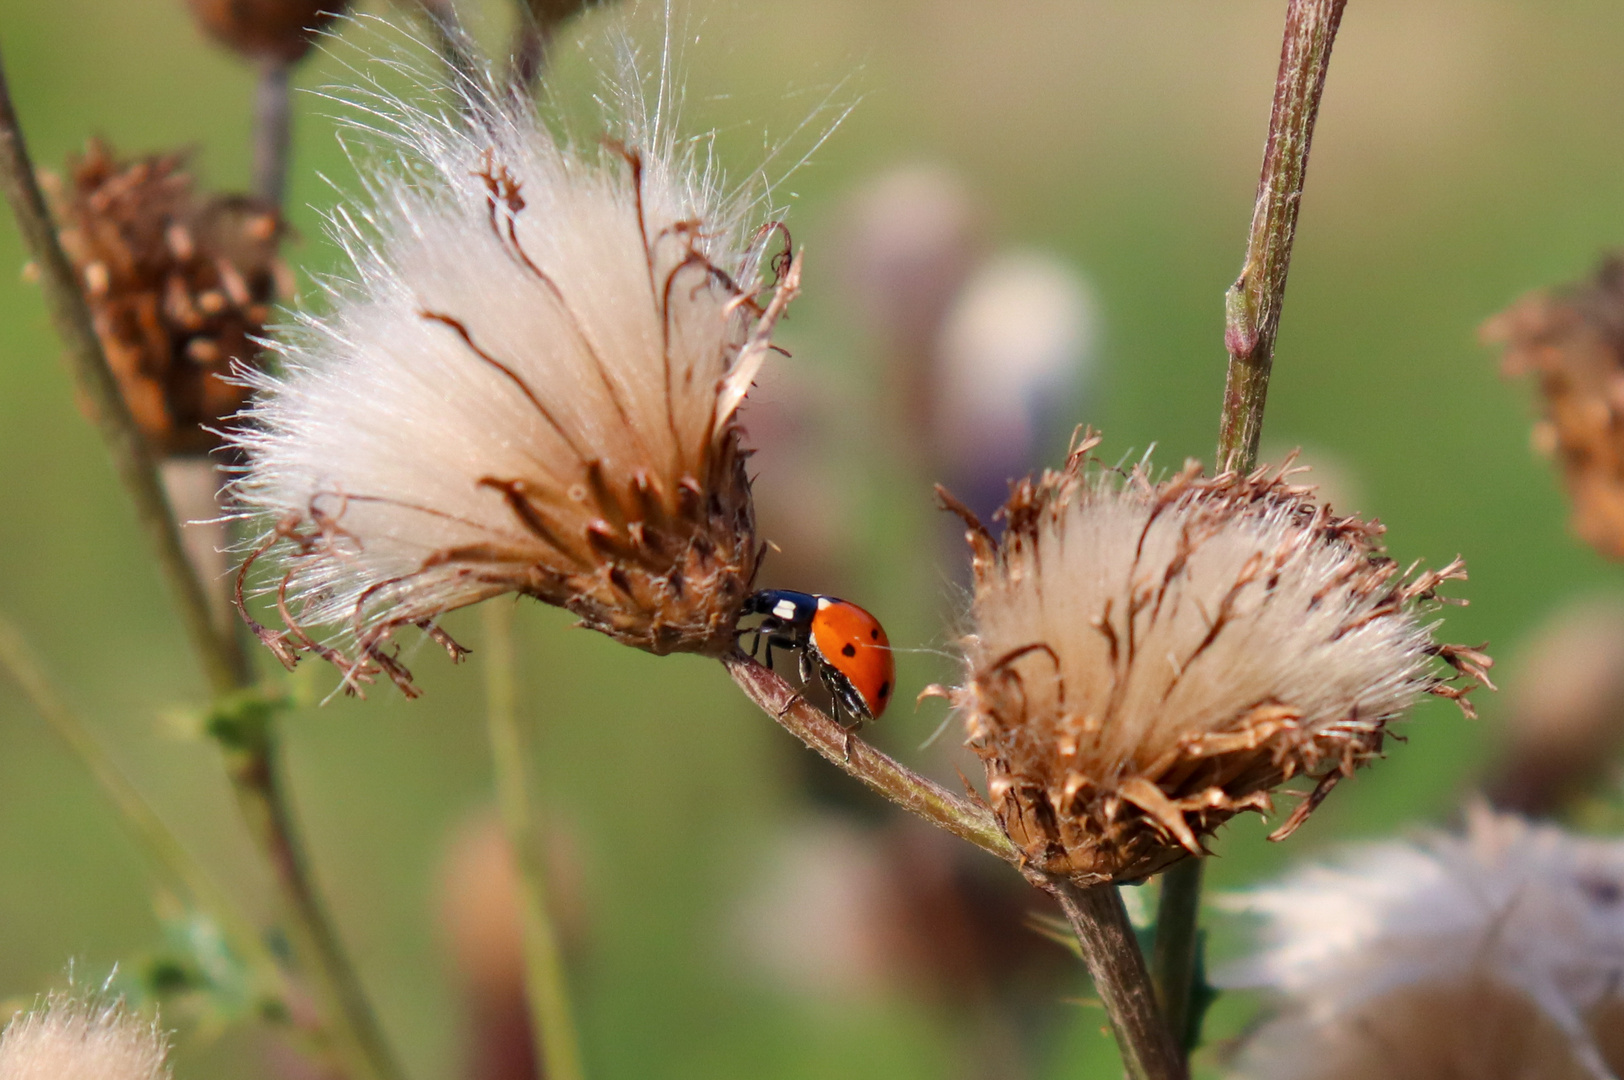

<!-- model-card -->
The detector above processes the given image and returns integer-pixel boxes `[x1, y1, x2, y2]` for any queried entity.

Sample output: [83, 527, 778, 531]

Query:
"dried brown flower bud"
[937, 433, 1489, 885]
[44, 140, 289, 456]
[185, 0, 347, 64]
[1485, 255, 1624, 560]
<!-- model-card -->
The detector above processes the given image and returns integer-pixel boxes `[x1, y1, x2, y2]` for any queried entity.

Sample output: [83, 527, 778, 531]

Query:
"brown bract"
[44, 140, 288, 456]
[185, 0, 347, 64]
[1485, 255, 1624, 560]
[938, 433, 1489, 885]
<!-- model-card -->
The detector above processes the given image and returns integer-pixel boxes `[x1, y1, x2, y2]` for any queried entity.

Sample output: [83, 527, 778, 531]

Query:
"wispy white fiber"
[1221, 806, 1624, 1080]
[228, 12, 821, 672]
[0, 995, 170, 1080]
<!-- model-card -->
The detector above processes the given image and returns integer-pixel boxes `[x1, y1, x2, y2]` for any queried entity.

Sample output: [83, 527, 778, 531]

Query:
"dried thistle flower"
[0, 994, 171, 1080]
[230, 52, 799, 692]
[937, 433, 1489, 884]
[44, 140, 288, 457]
[185, 0, 348, 64]
[1485, 255, 1624, 560]
[1219, 807, 1624, 1080]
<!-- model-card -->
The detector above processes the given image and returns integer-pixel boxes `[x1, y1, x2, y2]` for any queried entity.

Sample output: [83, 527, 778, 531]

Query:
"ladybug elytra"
[741, 589, 895, 725]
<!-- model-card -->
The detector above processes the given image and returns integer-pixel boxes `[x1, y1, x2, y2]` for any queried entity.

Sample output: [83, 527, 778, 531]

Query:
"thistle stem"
[723, 653, 1017, 862]
[0, 611, 288, 1018]
[1052, 882, 1188, 1080]
[1217, 0, 1347, 471]
[1151, 0, 1348, 1060]
[1149, 859, 1202, 1050]
[0, 48, 250, 699]
[0, 48, 403, 1080]
[482, 600, 586, 1080]
[251, 60, 293, 207]
[507, 0, 588, 93]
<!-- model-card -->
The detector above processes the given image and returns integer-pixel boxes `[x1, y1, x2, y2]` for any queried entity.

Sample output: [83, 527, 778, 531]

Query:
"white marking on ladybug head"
[773, 599, 799, 621]
[816, 596, 833, 611]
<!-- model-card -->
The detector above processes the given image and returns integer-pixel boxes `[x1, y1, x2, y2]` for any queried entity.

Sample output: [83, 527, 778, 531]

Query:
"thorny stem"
[0, 612, 289, 1018]
[483, 601, 586, 1080]
[724, 653, 1017, 861]
[251, 61, 293, 207]
[1053, 882, 1188, 1080]
[0, 48, 403, 1080]
[1156, 0, 1347, 1060]
[0, 49, 251, 699]
[1217, 0, 1346, 471]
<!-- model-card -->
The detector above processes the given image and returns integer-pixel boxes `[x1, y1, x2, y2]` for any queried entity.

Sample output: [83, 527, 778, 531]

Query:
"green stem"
[0, 48, 249, 699]
[1052, 882, 1188, 1080]
[0, 46, 403, 1080]
[483, 601, 586, 1080]
[1152, 0, 1348, 1062]
[723, 653, 1016, 862]
[1149, 859, 1202, 1050]
[0, 612, 288, 1011]
[1218, 0, 1347, 471]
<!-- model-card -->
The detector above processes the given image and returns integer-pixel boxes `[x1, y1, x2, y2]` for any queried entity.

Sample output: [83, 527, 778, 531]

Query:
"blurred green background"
[1, 1, 1620, 1077]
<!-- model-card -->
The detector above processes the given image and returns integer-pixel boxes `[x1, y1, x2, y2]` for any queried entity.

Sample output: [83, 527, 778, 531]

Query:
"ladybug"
[741, 589, 895, 725]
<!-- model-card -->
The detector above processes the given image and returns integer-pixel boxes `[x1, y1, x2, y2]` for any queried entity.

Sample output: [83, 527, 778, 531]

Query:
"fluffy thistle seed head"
[45, 140, 288, 457]
[1485, 254, 1624, 560]
[939, 434, 1489, 884]
[0, 994, 171, 1080]
[1220, 807, 1624, 1080]
[231, 49, 800, 691]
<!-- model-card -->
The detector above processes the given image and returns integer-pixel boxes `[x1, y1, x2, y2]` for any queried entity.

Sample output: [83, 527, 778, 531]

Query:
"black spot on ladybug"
[870, 628, 879, 639]
[842, 643, 857, 657]
[878, 681, 890, 699]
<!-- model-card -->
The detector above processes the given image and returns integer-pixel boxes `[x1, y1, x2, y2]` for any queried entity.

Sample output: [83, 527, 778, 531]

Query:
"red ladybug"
[742, 589, 895, 724]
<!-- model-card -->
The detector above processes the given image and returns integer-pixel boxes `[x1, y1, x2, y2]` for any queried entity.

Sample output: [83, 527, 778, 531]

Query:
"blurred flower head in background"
[230, 44, 802, 691]
[43, 140, 288, 458]
[939, 435, 1489, 884]
[184, 0, 349, 64]
[1485, 594, 1624, 816]
[0, 993, 171, 1080]
[1487, 254, 1624, 561]
[1220, 806, 1624, 1080]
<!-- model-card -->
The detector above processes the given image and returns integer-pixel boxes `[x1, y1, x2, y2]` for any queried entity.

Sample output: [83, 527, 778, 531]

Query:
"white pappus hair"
[229, 16, 817, 691]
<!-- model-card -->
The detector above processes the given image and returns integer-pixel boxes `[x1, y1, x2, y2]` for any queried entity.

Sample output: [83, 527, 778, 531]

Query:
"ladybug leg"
[799, 649, 815, 687]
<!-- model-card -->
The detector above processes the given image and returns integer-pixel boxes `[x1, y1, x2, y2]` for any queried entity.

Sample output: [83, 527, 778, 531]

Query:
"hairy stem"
[1149, 859, 1202, 1050]
[483, 601, 586, 1080]
[0, 49, 250, 698]
[1217, 0, 1347, 470]
[0, 48, 402, 1080]
[251, 61, 293, 207]
[723, 653, 1016, 861]
[1053, 882, 1188, 1080]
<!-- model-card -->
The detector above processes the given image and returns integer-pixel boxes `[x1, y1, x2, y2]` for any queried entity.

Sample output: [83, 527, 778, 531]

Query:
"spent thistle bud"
[0, 994, 171, 1080]
[231, 54, 797, 692]
[185, 0, 348, 64]
[1485, 255, 1624, 560]
[43, 140, 288, 457]
[936, 433, 1489, 884]
[1220, 806, 1624, 1080]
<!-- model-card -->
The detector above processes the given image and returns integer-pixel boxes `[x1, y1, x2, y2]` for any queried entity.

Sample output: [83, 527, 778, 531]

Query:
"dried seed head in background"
[939, 433, 1489, 885]
[0, 994, 171, 1080]
[1484, 595, 1624, 816]
[184, 0, 349, 64]
[1485, 255, 1624, 560]
[231, 47, 799, 691]
[44, 140, 288, 457]
[1218, 807, 1624, 1080]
